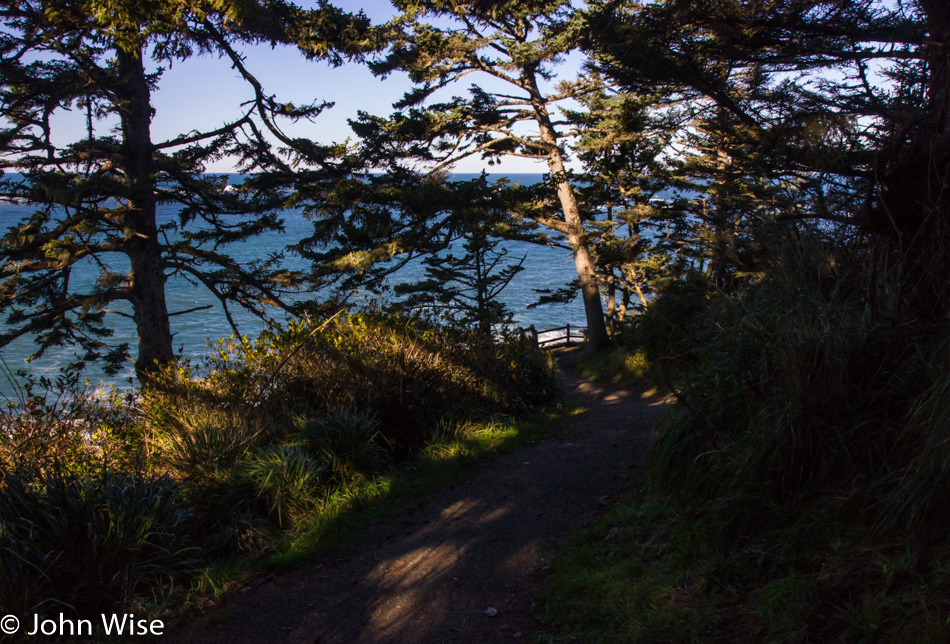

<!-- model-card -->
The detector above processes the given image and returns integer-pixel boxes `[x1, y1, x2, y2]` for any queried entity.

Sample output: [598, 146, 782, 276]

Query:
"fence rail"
[518, 323, 588, 348]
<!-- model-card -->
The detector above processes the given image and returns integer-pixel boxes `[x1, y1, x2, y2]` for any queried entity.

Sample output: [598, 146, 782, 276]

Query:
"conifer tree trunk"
[558, 185, 612, 352]
[874, 0, 950, 321]
[530, 76, 611, 352]
[115, 45, 173, 378]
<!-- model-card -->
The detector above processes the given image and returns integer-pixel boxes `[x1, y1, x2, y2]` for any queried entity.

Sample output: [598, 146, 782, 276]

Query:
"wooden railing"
[518, 323, 588, 348]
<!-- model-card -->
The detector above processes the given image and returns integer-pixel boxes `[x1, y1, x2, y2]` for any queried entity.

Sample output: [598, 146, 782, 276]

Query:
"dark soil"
[171, 347, 667, 643]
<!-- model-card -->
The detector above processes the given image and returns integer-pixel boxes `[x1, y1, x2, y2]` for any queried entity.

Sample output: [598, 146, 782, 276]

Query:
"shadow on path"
[173, 347, 668, 643]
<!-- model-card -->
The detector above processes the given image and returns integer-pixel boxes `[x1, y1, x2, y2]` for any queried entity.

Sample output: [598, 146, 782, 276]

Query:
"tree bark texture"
[116, 44, 174, 378]
[530, 84, 612, 352]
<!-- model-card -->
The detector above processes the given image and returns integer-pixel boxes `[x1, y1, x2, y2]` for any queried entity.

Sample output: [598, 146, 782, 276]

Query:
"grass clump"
[0, 379, 197, 618]
[298, 410, 389, 481]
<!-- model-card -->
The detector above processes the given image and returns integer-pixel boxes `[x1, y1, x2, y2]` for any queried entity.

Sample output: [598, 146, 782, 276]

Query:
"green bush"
[880, 351, 950, 536]
[150, 313, 558, 454]
[635, 270, 716, 363]
[636, 235, 950, 635]
[147, 407, 274, 483]
[0, 378, 195, 615]
[540, 235, 950, 642]
[648, 271, 918, 526]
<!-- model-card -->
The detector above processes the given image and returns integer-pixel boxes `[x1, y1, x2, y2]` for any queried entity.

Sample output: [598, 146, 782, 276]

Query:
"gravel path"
[172, 347, 667, 643]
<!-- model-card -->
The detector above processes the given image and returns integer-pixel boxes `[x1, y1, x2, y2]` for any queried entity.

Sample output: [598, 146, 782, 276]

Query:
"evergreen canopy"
[0, 0, 369, 377]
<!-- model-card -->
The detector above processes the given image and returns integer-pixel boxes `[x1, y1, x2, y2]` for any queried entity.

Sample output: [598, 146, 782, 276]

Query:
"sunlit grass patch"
[576, 346, 651, 388]
[272, 401, 578, 568]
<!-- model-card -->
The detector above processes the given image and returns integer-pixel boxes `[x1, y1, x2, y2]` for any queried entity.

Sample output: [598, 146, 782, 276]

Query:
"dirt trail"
[172, 347, 668, 643]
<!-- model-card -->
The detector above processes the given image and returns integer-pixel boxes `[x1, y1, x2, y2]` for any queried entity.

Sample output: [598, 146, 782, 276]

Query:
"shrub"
[644, 234, 942, 543]
[0, 375, 197, 615]
[635, 270, 716, 363]
[880, 349, 950, 536]
[147, 313, 558, 455]
[146, 407, 273, 484]
[540, 233, 950, 642]
[0, 310, 560, 617]
[649, 275, 911, 520]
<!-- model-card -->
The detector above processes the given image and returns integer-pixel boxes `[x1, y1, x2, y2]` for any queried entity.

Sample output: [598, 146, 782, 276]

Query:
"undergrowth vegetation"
[0, 312, 559, 621]
[539, 234, 950, 642]
[575, 344, 651, 388]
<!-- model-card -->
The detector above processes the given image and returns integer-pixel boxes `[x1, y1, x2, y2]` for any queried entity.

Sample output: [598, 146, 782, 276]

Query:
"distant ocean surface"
[0, 173, 584, 396]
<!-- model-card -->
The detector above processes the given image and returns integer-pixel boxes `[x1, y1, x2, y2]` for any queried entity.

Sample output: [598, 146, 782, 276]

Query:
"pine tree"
[394, 218, 524, 336]
[567, 78, 689, 328]
[586, 0, 944, 320]
[0, 0, 367, 379]
[353, 0, 613, 351]
[293, 170, 531, 309]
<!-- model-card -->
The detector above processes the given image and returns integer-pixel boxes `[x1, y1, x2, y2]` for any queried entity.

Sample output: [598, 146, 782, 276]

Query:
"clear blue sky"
[140, 1, 580, 174]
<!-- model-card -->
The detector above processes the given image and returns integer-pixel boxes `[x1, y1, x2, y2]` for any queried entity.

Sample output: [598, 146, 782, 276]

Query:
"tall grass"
[0, 385, 196, 616]
[645, 235, 932, 531]
[299, 410, 389, 481]
[539, 232, 950, 641]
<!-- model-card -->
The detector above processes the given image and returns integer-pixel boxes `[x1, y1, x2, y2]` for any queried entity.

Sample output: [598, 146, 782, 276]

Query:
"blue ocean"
[0, 173, 585, 396]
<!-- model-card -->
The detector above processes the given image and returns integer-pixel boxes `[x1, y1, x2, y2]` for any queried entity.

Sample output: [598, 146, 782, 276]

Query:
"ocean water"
[0, 174, 585, 396]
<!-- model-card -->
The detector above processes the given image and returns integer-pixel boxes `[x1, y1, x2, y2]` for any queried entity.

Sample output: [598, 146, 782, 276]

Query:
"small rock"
[484, 607, 498, 617]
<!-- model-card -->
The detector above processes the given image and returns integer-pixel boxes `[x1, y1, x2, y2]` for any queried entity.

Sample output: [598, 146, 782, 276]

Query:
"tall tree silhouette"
[0, 0, 368, 378]
[587, 0, 944, 320]
[354, 0, 613, 351]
